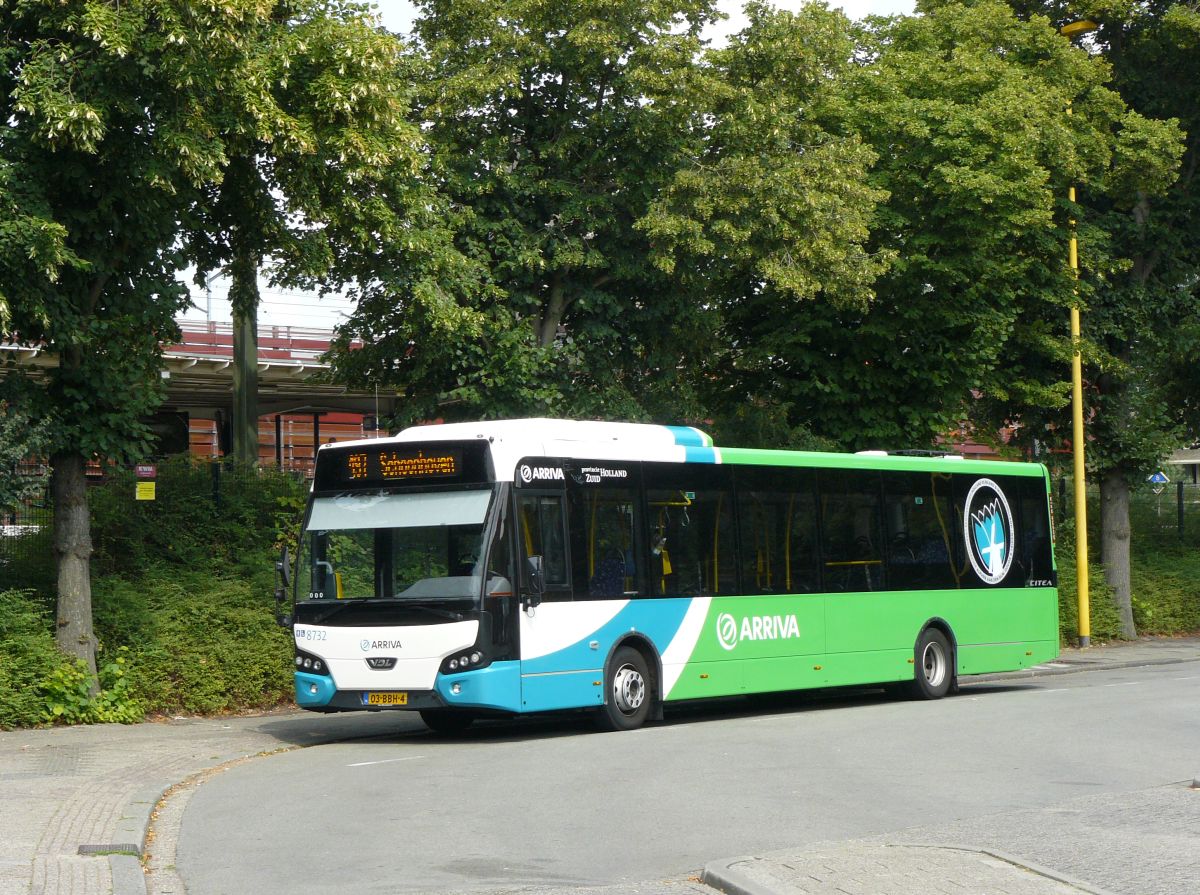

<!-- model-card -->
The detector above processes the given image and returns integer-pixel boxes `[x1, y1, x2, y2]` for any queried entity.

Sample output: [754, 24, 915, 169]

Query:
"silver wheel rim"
[921, 641, 947, 688]
[612, 663, 645, 714]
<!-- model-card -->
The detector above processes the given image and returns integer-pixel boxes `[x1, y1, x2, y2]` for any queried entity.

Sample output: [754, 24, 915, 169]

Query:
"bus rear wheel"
[596, 646, 652, 732]
[420, 709, 475, 734]
[907, 628, 953, 700]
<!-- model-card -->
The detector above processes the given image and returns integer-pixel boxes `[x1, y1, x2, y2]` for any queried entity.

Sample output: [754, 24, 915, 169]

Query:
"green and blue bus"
[280, 419, 1058, 732]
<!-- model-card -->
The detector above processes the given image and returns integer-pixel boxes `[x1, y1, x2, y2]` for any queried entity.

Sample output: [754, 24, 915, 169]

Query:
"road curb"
[968, 653, 1200, 684]
[105, 748, 288, 895]
[702, 843, 1124, 895]
[902, 843, 1122, 895]
[700, 856, 770, 895]
[109, 854, 146, 895]
[107, 781, 170, 895]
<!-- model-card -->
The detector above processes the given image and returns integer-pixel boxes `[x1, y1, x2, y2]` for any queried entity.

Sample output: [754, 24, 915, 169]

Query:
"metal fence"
[0, 471, 51, 574]
[1127, 481, 1200, 545]
[0, 460, 306, 588]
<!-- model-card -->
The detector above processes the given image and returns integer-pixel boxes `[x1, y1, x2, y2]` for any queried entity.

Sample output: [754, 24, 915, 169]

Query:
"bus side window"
[518, 495, 570, 599]
[1018, 477, 1054, 584]
[570, 488, 641, 600]
[645, 464, 735, 597]
[735, 467, 819, 595]
[882, 472, 958, 591]
[819, 470, 885, 593]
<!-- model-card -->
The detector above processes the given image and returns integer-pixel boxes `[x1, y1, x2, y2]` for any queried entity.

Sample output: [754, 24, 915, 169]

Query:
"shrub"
[1129, 547, 1200, 634]
[40, 648, 142, 725]
[92, 569, 293, 716]
[90, 456, 306, 579]
[1055, 537, 1125, 645]
[0, 589, 64, 729]
[0, 590, 143, 727]
[2, 523, 56, 598]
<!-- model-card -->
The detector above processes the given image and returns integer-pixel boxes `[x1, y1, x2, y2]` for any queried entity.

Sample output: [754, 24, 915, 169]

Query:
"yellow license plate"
[364, 692, 408, 706]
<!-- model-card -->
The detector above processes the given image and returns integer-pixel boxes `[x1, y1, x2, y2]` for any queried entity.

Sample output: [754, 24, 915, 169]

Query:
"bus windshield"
[298, 487, 497, 603]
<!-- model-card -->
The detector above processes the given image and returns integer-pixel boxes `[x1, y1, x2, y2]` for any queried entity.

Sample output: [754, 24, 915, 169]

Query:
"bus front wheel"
[907, 628, 953, 700]
[596, 646, 652, 732]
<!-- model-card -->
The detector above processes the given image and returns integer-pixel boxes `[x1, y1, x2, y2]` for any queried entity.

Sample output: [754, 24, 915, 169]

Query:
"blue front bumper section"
[293, 661, 523, 712]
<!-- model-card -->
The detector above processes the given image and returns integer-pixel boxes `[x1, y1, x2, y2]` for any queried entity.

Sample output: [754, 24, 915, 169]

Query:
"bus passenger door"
[515, 491, 604, 711]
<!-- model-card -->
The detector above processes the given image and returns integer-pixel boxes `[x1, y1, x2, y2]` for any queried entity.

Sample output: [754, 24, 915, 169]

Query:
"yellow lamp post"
[1061, 19, 1098, 647]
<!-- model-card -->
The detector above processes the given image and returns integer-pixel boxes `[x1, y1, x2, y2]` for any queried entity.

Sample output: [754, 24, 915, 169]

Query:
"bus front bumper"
[294, 661, 523, 713]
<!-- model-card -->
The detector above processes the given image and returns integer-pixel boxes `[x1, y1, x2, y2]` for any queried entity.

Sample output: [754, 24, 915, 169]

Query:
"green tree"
[639, 1, 889, 440]
[722, 1, 1175, 461]
[1, 0, 213, 676]
[994, 0, 1197, 636]
[182, 0, 429, 462]
[0, 0, 438, 679]
[333, 0, 727, 424]
[330, 0, 887, 427]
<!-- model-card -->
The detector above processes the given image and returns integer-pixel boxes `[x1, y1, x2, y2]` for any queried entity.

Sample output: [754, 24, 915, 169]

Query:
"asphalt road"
[171, 664, 1200, 895]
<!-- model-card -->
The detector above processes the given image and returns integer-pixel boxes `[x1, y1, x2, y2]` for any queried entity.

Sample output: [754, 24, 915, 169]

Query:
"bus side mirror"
[274, 545, 292, 628]
[524, 555, 545, 607]
[276, 545, 292, 589]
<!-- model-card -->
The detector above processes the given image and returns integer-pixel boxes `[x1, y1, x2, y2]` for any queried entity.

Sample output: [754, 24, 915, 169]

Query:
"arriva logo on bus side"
[716, 612, 801, 651]
[519, 464, 565, 484]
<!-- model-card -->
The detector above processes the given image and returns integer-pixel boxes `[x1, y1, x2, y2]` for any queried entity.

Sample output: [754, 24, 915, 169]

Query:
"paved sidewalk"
[1, 636, 1197, 895]
[705, 843, 1106, 895]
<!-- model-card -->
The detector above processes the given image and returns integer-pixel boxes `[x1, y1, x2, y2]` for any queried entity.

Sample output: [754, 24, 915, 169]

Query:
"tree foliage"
[330, 0, 891, 429]
[640, 2, 889, 443]
[713, 0, 1176, 454]
[0, 0, 439, 672]
[1, 0, 230, 671]
[0, 397, 48, 510]
[181, 0, 432, 460]
[989, 0, 1197, 636]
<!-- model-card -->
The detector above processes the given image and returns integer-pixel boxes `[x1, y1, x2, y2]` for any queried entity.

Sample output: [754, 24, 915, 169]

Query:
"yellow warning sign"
[135, 482, 157, 501]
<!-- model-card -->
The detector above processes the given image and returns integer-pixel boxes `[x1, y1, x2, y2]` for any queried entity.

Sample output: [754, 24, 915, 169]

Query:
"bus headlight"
[295, 649, 330, 676]
[440, 650, 490, 674]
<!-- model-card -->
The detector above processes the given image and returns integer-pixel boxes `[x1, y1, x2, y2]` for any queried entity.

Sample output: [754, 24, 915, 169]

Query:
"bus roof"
[320, 418, 1045, 481]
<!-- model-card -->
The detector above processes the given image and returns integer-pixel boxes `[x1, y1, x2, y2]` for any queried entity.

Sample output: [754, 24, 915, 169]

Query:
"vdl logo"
[715, 611, 801, 651]
[963, 478, 1016, 585]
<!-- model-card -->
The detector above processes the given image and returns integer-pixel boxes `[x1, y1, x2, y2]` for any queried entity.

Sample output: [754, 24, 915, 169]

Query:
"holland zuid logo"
[963, 478, 1015, 585]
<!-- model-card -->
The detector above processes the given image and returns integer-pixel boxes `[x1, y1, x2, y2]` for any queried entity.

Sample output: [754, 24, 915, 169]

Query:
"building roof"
[2, 321, 391, 418]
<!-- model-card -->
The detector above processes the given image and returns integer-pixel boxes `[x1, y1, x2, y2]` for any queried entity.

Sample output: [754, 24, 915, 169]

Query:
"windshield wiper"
[400, 603, 465, 621]
[304, 598, 465, 624]
[311, 601, 365, 623]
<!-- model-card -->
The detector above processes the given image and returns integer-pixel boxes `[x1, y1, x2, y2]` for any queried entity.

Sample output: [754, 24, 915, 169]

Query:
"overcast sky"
[183, 0, 917, 330]
[371, 0, 917, 36]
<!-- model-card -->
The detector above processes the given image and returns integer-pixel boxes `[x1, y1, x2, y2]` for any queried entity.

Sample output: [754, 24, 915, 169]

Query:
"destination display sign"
[314, 441, 490, 492]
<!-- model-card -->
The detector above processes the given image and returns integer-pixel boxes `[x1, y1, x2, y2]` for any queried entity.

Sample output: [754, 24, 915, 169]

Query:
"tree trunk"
[229, 251, 260, 465]
[538, 274, 569, 347]
[1099, 469, 1137, 639]
[51, 451, 98, 685]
